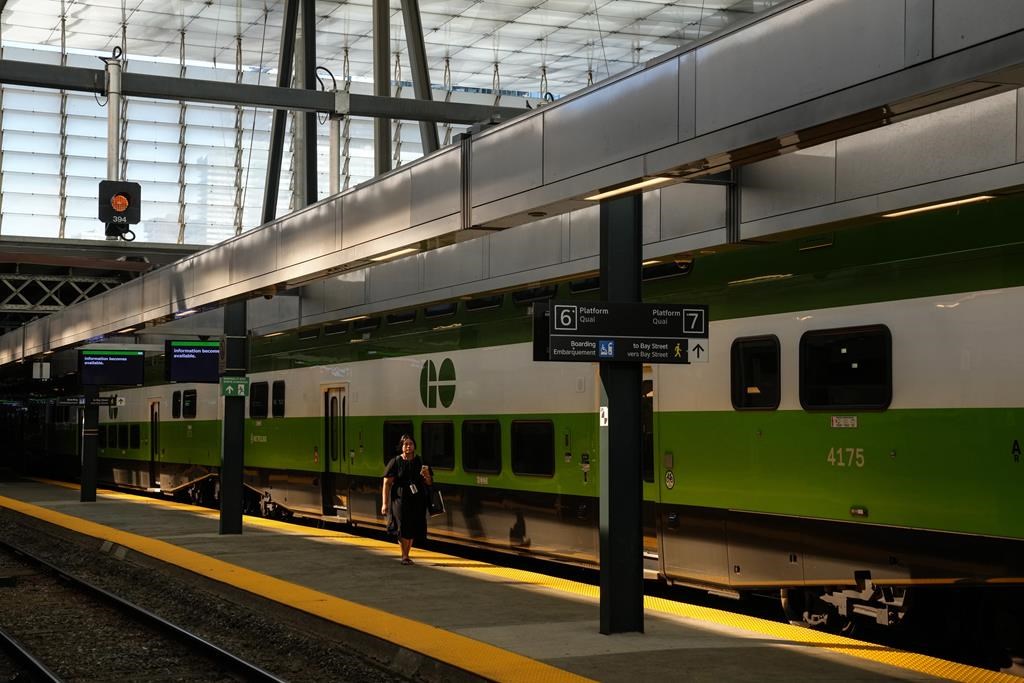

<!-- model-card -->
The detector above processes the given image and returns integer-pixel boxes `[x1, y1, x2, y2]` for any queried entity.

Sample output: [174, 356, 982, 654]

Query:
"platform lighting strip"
[584, 177, 673, 201]
[881, 195, 994, 218]
[370, 247, 418, 262]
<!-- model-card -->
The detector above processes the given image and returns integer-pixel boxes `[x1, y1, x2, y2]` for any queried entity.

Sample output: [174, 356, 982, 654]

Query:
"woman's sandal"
[401, 558, 414, 565]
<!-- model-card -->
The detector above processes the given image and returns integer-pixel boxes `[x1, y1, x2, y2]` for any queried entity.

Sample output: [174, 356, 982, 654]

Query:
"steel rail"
[0, 622, 64, 682]
[0, 540, 288, 683]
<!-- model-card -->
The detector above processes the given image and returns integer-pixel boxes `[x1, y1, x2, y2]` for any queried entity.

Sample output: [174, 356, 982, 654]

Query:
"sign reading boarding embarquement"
[542, 301, 708, 364]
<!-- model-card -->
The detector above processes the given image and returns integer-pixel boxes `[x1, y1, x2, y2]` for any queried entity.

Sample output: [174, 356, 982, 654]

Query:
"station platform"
[0, 478, 1011, 683]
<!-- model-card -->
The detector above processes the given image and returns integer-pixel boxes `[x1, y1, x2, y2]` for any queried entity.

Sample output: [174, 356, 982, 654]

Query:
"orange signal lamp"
[110, 193, 130, 213]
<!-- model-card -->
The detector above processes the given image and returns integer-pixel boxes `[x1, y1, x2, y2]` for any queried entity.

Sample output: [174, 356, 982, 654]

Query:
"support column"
[598, 193, 645, 634]
[80, 386, 98, 502]
[400, 0, 438, 155]
[302, 0, 317, 205]
[220, 300, 246, 534]
[262, 0, 299, 222]
[373, 0, 391, 175]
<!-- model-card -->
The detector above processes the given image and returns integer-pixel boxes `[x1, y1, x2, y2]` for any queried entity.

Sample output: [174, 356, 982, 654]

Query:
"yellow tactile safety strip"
[0, 492, 591, 683]
[15, 481, 1022, 683]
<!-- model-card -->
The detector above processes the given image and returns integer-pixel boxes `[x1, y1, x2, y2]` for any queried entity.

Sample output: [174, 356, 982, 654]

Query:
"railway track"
[0, 539, 286, 682]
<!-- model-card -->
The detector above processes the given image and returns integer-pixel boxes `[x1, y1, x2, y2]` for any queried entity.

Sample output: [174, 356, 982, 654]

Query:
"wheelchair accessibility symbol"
[598, 340, 615, 358]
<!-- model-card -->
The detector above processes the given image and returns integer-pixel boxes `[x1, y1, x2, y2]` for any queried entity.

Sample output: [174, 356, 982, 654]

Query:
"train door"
[149, 400, 160, 490]
[322, 385, 348, 519]
[641, 365, 661, 577]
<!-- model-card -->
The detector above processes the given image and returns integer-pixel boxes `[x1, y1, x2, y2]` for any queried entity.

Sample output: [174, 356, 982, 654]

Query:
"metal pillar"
[262, 0, 299, 223]
[373, 0, 391, 175]
[105, 55, 122, 182]
[302, 0, 317, 205]
[400, 0, 439, 154]
[80, 386, 98, 502]
[598, 193, 645, 634]
[220, 300, 246, 534]
[329, 113, 341, 195]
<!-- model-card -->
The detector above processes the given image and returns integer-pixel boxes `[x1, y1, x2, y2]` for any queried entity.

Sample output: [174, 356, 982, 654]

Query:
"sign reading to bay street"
[540, 301, 709, 364]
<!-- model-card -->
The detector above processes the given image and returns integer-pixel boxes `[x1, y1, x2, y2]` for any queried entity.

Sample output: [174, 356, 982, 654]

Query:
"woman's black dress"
[384, 455, 429, 542]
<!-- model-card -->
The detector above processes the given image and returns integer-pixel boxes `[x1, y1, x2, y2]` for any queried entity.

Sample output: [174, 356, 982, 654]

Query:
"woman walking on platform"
[381, 435, 432, 564]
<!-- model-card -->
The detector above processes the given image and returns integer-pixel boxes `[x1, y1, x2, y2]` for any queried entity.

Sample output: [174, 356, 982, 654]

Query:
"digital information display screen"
[79, 349, 145, 386]
[165, 340, 221, 383]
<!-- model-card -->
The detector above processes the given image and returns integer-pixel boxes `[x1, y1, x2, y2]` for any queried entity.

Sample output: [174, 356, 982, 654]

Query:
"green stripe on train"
[655, 408, 1024, 539]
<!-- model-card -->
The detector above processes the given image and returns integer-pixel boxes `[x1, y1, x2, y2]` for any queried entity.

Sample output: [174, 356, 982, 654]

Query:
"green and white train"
[37, 195, 1024, 633]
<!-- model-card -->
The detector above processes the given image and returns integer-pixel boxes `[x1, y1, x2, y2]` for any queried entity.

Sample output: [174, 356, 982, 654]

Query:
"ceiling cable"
[593, 0, 610, 81]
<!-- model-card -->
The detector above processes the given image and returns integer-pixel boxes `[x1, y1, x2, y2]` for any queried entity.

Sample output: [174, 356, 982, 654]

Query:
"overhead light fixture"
[370, 247, 418, 262]
[882, 195, 994, 218]
[264, 331, 286, 338]
[642, 260, 661, 266]
[341, 315, 367, 323]
[584, 177, 673, 201]
[115, 326, 139, 334]
[174, 309, 197, 318]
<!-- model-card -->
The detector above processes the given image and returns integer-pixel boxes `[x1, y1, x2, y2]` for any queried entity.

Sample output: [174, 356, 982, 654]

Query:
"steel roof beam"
[0, 59, 524, 125]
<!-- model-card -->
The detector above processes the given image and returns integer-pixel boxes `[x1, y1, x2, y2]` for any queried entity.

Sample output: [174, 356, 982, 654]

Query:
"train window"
[421, 421, 454, 469]
[642, 259, 693, 281]
[118, 424, 129, 449]
[465, 294, 503, 311]
[107, 424, 117, 448]
[383, 420, 414, 464]
[569, 276, 600, 293]
[511, 421, 554, 477]
[462, 420, 501, 474]
[182, 390, 198, 419]
[386, 311, 416, 325]
[129, 424, 140, 449]
[172, 391, 182, 419]
[731, 336, 781, 410]
[272, 381, 286, 418]
[250, 382, 269, 419]
[800, 325, 892, 410]
[98, 425, 107, 448]
[512, 285, 557, 305]
[424, 302, 457, 318]
[324, 322, 348, 335]
[353, 317, 381, 332]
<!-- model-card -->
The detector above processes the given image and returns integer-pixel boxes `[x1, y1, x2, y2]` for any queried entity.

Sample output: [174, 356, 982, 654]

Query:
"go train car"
[46, 195, 1024, 635]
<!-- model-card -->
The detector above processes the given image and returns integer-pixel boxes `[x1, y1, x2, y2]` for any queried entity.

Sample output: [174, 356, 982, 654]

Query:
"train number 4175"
[827, 447, 865, 468]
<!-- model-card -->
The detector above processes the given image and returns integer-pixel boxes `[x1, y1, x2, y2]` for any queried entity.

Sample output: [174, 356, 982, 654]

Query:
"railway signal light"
[98, 180, 141, 241]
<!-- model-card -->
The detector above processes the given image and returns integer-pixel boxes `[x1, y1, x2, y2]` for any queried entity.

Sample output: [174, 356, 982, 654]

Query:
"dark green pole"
[598, 193, 644, 633]
[80, 386, 98, 502]
[220, 301, 246, 534]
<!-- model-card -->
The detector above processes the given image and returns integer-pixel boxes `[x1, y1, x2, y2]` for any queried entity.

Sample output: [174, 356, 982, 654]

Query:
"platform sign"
[79, 349, 145, 386]
[56, 395, 115, 407]
[165, 339, 221, 383]
[220, 376, 249, 397]
[538, 301, 708, 364]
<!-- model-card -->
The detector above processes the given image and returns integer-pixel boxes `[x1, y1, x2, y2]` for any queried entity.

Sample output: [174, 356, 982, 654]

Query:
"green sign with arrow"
[220, 377, 250, 397]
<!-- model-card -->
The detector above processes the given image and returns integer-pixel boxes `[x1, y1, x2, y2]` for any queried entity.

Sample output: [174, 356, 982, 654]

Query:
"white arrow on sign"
[225, 386, 235, 395]
[690, 338, 709, 363]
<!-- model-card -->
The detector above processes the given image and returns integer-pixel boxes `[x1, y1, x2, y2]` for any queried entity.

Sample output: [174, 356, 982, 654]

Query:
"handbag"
[427, 487, 445, 517]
